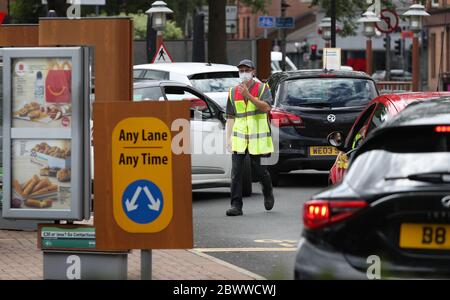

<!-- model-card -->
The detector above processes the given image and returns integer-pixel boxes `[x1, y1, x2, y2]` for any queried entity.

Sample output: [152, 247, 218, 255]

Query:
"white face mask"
[239, 72, 253, 83]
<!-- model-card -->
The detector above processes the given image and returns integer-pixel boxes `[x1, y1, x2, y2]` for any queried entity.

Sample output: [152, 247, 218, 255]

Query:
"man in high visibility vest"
[225, 59, 275, 216]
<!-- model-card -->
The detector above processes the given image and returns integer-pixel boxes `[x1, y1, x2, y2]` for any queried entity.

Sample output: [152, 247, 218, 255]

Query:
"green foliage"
[10, 0, 46, 23]
[122, 13, 182, 40]
[310, 0, 395, 36]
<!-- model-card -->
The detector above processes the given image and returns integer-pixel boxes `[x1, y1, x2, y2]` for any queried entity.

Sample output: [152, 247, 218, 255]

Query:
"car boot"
[226, 206, 243, 216]
[261, 175, 275, 211]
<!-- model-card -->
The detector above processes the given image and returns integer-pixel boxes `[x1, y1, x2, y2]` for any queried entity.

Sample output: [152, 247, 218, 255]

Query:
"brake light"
[435, 125, 450, 133]
[303, 200, 367, 229]
[269, 109, 303, 127]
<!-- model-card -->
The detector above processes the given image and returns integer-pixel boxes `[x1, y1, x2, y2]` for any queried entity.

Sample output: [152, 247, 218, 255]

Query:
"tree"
[207, 0, 270, 64]
[310, 0, 394, 36]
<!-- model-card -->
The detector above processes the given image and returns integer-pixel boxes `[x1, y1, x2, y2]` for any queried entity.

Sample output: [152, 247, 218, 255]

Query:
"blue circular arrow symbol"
[122, 180, 164, 224]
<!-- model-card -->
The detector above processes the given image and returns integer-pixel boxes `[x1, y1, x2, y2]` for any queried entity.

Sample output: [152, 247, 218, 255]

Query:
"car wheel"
[269, 168, 280, 187]
[242, 154, 252, 197]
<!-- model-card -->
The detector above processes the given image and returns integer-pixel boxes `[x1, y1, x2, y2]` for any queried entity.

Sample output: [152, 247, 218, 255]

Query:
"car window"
[133, 69, 144, 79]
[368, 103, 389, 133]
[142, 70, 169, 80]
[133, 87, 164, 101]
[164, 86, 214, 120]
[281, 78, 377, 108]
[346, 104, 377, 150]
[189, 72, 240, 93]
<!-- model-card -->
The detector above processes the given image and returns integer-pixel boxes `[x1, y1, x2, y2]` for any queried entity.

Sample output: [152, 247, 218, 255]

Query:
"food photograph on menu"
[12, 58, 72, 129]
[11, 140, 72, 210]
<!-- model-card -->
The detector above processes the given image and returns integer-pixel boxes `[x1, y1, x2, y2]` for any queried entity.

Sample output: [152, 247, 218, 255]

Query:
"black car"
[267, 69, 378, 185]
[295, 98, 450, 279]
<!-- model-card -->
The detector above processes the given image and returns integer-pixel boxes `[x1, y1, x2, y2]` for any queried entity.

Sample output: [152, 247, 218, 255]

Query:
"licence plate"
[399, 223, 450, 250]
[309, 146, 339, 156]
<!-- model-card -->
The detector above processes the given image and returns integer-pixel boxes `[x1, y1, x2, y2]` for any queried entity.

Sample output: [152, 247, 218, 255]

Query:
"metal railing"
[376, 81, 413, 94]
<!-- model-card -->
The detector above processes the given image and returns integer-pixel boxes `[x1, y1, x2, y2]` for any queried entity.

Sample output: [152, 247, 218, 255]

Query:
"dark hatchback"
[267, 69, 378, 185]
[295, 98, 450, 279]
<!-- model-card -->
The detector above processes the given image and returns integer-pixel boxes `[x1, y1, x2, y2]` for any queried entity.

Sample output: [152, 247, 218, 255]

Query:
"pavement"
[0, 229, 265, 280]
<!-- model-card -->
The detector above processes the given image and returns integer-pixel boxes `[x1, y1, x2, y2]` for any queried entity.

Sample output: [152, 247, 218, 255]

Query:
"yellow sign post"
[94, 101, 192, 251]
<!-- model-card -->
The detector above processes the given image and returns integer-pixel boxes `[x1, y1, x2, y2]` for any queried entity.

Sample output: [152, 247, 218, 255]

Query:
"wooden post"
[412, 35, 420, 91]
[366, 38, 373, 76]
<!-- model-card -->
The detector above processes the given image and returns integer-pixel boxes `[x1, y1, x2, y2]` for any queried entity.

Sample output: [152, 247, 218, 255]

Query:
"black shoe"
[261, 176, 275, 211]
[226, 207, 243, 216]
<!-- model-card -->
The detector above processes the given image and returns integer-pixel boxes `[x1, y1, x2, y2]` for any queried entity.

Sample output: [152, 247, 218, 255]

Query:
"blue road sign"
[276, 17, 294, 29]
[122, 179, 164, 225]
[258, 16, 275, 28]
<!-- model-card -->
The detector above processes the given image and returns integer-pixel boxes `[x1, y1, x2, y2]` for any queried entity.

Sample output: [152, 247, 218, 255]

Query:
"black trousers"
[230, 152, 272, 209]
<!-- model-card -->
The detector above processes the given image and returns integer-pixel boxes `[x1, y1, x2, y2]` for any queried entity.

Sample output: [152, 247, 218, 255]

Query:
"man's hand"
[226, 138, 232, 153]
[238, 83, 253, 101]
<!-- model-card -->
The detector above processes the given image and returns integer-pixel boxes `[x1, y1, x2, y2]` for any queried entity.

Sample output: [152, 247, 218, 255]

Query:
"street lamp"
[402, 4, 430, 91]
[319, 17, 332, 47]
[357, 11, 380, 76]
[146, 1, 173, 48]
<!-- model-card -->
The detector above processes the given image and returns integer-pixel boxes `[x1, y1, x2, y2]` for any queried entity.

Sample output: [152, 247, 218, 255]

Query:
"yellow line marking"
[193, 247, 297, 253]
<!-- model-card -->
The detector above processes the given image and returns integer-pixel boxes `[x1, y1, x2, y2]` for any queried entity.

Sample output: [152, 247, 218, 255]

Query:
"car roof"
[383, 97, 450, 127]
[133, 62, 239, 75]
[381, 92, 450, 111]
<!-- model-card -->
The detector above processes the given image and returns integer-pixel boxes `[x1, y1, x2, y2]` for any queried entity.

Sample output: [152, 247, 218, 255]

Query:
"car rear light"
[435, 125, 450, 133]
[269, 109, 303, 127]
[303, 200, 367, 229]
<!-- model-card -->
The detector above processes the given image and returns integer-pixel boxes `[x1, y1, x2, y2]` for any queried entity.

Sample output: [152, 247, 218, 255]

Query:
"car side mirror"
[327, 131, 346, 151]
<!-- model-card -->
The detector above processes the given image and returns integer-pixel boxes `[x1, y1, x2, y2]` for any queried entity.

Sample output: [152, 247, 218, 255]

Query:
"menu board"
[12, 58, 72, 129]
[2, 47, 89, 221]
[12, 140, 71, 210]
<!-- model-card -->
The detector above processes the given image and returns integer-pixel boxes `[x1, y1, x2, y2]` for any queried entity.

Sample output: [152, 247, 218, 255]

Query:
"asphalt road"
[192, 171, 329, 280]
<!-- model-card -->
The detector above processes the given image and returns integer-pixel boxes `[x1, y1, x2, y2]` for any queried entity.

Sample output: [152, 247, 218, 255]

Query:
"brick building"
[425, 0, 450, 91]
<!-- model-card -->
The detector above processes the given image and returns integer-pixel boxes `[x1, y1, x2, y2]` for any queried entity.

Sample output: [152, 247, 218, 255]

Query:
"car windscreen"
[189, 72, 240, 93]
[280, 78, 377, 108]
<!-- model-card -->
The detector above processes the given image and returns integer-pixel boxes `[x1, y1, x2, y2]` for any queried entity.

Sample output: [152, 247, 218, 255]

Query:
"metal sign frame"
[2, 47, 90, 220]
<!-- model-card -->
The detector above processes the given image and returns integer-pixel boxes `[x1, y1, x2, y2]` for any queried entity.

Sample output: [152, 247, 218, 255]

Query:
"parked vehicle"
[295, 97, 450, 279]
[271, 51, 298, 73]
[372, 69, 412, 82]
[132, 80, 252, 195]
[266, 69, 379, 186]
[328, 92, 450, 185]
[133, 63, 240, 109]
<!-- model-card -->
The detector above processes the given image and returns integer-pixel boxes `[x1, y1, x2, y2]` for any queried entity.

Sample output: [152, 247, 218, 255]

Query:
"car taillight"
[303, 200, 367, 229]
[269, 109, 303, 127]
[435, 125, 450, 133]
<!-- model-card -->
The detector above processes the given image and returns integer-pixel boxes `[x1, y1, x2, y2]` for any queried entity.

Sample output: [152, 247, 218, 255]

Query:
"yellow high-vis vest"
[229, 82, 274, 155]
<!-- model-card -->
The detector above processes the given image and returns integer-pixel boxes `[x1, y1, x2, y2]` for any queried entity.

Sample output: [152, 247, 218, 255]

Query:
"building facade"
[425, 0, 450, 91]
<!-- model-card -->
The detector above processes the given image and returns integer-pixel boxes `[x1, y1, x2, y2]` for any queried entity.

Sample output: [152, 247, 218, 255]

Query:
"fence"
[376, 81, 413, 94]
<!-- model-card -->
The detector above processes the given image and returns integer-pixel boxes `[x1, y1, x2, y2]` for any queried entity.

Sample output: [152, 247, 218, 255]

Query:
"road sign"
[152, 43, 173, 64]
[375, 9, 399, 34]
[276, 17, 294, 29]
[258, 16, 275, 28]
[112, 117, 173, 233]
[94, 101, 193, 250]
[323, 48, 342, 71]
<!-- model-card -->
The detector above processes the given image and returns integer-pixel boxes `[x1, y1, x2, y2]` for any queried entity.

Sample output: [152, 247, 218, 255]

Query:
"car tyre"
[242, 154, 252, 197]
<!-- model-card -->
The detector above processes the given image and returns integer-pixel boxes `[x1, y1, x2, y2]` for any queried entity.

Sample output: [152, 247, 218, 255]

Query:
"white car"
[133, 80, 252, 195]
[133, 63, 241, 109]
[271, 51, 298, 74]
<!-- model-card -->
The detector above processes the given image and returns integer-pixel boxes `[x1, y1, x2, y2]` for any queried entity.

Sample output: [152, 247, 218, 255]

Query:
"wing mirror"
[327, 131, 346, 151]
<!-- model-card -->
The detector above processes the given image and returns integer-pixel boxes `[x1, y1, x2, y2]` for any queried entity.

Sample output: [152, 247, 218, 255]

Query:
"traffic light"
[310, 44, 318, 61]
[394, 39, 402, 56]
[383, 37, 387, 49]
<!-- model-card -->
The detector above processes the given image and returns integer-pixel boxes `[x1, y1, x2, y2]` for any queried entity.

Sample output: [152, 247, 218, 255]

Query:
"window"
[368, 104, 389, 133]
[142, 70, 169, 80]
[133, 69, 144, 79]
[447, 29, 450, 72]
[133, 87, 164, 101]
[189, 72, 240, 93]
[164, 86, 214, 120]
[345, 104, 376, 150]
[280, 78, 378, 108]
